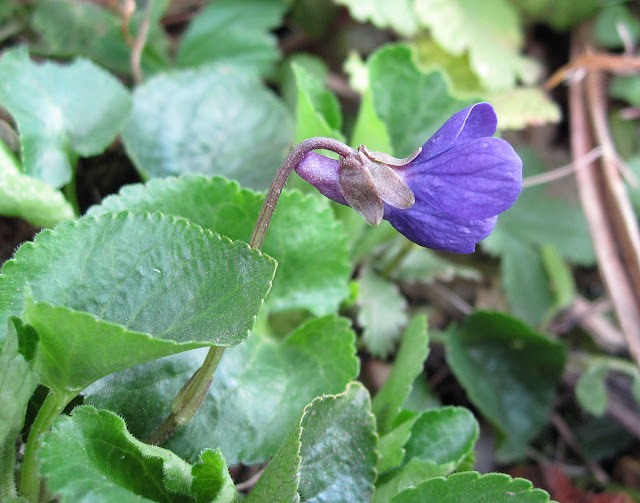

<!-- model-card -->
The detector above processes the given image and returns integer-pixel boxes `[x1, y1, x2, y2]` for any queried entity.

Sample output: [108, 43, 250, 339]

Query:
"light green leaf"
[377, 416, 416, 475]
[357, 267, 408, 358]
[595, 4, 640, 49]
[121, 67, 293, 190]
[31, 0, 170, 76]
[176, 0, 287, 75]
[447, 311, 567, 460]
[373, 315, 429, 434]
[0, 212, 276, 350]
[350, 90, 394, 154]
[414, 0, 540, 91]
[610, 75, 640, 107]
[390, 471, 554, 503]
[84, 315, 359, 465]
[367, 44, 473, 157]
[540, 245, 576, 325]
[191, 450, 238, 503]
[509, 0, 600, 30]
[39, 406, 223, 502]
[374, 459, 450, 503]
[488, 87, 561, 130]
[0, 318, 38, 500]
[0, 139, 73, 227]
[292, 63, 345, 145]
[334, 0, 418, 37]
[576, 357, 640, 417]
[87, 175, 351, 316]
[0, 47, 131, 188]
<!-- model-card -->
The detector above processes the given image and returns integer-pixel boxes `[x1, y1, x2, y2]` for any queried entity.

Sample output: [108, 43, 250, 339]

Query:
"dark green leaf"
[87, 175, 351, 316]
[447, 311, 567, 460]
[84, 315, 359, 465]
[367, 44, 473, 157]
[390, 471, 554, 503]
[0, 47, 131, 188]
[121, 67, 293, 190]
[0, 212, 276, 350]
[176, 0, 287, 75]
[372, 315, 429, 434]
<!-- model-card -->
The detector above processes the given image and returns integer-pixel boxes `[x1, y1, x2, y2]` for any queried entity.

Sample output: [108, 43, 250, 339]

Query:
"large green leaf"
[84, 315, 359, 465]
[414, 0, 540, 91]
[0, 47, 131, 188]
[176, 0, 287, 75]
[87, 175, 351, 316]
[249, 382, 378, 503]
[121, 67, 293, 190]
[334, 0, 418, 37]
[367, 45, 473, 157]
[0, 212, 276, 349]
[446, 311, 567, 460]
[39, 406, 237, 503]
[357, 267, 408, 358]
[0, 139, 73, 227]
[0, 319, 38, 500]
[31, 0, 170, 76]
[372, 315, 429, 434]
[390, 471, 554, 503]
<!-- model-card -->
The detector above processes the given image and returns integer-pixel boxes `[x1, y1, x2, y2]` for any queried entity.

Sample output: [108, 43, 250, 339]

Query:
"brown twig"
[130, 0, 154, 84]
[569, 26, 640, 368]
[545, 52, 640, 90]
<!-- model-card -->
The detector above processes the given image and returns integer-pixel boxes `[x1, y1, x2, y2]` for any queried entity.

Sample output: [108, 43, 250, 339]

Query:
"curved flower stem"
[145, 137, 353, 446]
[20, 391, 72, 502]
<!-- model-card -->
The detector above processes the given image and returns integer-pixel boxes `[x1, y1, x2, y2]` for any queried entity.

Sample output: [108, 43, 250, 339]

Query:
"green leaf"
[576, 357, 640, 417]
[373, 315, 429, 434]
[176, 0, 287, 75]
[251, 382, 377, 503]
[446, 311, 567, 460]
[191, 450, 237, 503]
[414, 0, 540, 91]
[39, 406, 236, 502]
[31, 0, 170, 76]
[377, 416, 416, 475]
[87, 176, 351, 316]
[357, 267, 408, 358]
[334, 0, 418, 37]
[0, 47, 131, 188]
[350, 90, 394, 154]
[390, 471, 554, 503]
[374, 459, 451, 503]
[594, 4, 640, 49]
[121, 67, 293, 190]
[0, 139, 73, 227]
[0, 319, 38, 500]
[0, 212, 276, 350]
[84, 315, 359, 465]
[488, 87, 561, 130]
[24, 301, 208, 395]
[540, 245, 576, 326]
[292, 63, 345, 145]
[509, 0, 600, 30]
[610, 75, 640, 107]
[367, 44, 473, 157]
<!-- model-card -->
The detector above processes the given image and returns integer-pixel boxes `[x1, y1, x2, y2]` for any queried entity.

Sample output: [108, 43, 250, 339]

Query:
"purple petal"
[385, 204, 498, 253]
[405, 137, 522, 220]
[416, 102, 498, 163]
[294, 152, 348, 205]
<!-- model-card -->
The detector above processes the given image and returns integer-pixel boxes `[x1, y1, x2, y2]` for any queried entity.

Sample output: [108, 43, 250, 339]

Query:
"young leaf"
[377, 416, 416, 475]
[292, 63, 346, 145]
[488, 88, 561, 130]
[367, 45, 473, 157]
[121, 67, 293, 190]
[0, 139, 73, 227]
[372, 315, 429, 434]
[39, 406, 237, 502]
[0, 212, 276, 349]
[0, 319, 38, 500]
[191, 450, 237, 503]
[84, 315, 359, 465]
[357, 267, 408, 358]
[0, 47, 131, 188]
[390, 471, 554, 503]
[250, 382, 378, 503]
[176, 0, 287, 75]
[87, 175, 351, 316]
[446, 311, 567, 461]
[413, 0, 540, 91]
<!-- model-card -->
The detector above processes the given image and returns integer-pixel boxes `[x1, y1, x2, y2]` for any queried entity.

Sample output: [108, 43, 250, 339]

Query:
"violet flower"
[294, 103, 523, 253]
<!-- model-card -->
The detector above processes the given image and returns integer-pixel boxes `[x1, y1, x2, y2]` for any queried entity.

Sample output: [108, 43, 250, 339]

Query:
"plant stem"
[145, 138, 353, 446]
[380, 239, 414, 278]
[20, 391, 70, 502]
[146, 345, 225, 445]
